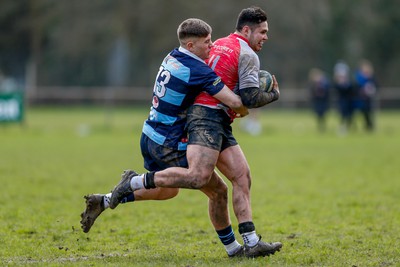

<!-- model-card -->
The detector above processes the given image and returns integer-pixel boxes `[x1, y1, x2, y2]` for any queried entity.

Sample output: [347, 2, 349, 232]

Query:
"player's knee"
[244, 174, 252, 189]
[188, 169, 212, 189]
[189, 177, 209, 189]
[234, 169, 252, 189]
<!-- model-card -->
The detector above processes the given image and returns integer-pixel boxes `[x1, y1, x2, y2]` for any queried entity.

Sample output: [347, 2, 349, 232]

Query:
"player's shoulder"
[238, 39, 257, 56]
[238, 43, 259, 67]
[214, 34, 240, 47]
[169, 50, 208, 73]
[169, 48, 217, 80]
[172, 49, 205, 66]
[190, 62, 216, 82]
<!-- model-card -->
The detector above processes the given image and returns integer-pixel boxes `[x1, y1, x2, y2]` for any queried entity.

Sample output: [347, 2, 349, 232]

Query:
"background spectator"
[309, 68, 330, 132]
[333, 61, 355, 135]
[354, 59, 377, 132]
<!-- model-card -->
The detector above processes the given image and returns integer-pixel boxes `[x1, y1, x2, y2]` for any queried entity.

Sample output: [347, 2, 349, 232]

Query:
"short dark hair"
[177, 18, 212, 44]
[236, 6, 267, 31]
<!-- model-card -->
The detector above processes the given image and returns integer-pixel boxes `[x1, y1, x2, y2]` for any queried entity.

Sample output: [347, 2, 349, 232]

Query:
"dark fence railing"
[24, 86, 400, 109]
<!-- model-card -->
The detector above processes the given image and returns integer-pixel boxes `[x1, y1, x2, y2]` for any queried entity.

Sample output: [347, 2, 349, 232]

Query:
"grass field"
[1, 106, 399, 266]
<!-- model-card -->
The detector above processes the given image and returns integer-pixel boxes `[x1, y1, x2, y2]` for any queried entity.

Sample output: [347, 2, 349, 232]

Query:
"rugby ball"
[259, 70, 274, 93]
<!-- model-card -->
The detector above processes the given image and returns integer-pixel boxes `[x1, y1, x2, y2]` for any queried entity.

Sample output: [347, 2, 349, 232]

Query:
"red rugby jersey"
[194, 33, 261, 120]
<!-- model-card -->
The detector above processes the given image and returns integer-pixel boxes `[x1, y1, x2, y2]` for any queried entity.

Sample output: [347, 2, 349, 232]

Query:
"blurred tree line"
[1, 0, 399, 89]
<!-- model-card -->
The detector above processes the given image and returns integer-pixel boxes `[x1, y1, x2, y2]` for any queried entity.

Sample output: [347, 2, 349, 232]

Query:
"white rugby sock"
[103, 193, 111, 209]
[226, 240, 242, 255]
[130, 174, 145, 190]
[242, 231, 259, 247]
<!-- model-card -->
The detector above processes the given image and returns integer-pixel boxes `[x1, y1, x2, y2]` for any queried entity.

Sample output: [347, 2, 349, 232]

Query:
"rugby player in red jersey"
[88, 7, 283, 258]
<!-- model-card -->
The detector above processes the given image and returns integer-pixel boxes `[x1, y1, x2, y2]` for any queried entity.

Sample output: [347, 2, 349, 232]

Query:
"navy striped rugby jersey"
[142, 47, 224, 150]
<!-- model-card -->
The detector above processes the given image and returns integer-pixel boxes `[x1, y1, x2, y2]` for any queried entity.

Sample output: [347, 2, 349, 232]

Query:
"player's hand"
[235, 106, 249, 118]
[272, 75, 280, 94]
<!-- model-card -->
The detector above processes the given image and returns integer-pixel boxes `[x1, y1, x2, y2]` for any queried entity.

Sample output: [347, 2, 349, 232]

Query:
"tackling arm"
[213, 85, 249, 117]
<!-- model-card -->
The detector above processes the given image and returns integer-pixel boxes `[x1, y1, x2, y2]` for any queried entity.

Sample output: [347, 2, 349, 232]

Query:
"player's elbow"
[240, 87, 260, 108]
[241, 87, 280, 108]
[242, 97, 256, 108]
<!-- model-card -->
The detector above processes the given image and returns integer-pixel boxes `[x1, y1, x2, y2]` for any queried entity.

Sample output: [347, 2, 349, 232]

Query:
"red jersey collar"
[230, 33, 250, 46]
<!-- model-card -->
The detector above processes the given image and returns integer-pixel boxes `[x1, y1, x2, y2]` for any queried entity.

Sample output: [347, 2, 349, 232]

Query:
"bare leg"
[200, 171, 230, 230]
[152, 144, 231, 230]
[153, 144, 219, 189]
[133, 188, 179, 201]
[216, 145, 252, 224]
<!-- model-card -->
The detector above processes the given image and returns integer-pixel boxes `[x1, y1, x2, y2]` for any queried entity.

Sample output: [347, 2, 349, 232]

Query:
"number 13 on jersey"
[154, 66, 171, 98]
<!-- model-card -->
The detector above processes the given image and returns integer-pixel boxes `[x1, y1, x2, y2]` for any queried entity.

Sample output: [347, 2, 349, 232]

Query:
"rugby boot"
[244, 236, 282, 258]
[80, 194, 105, 233]
[109, 170, 138, 209]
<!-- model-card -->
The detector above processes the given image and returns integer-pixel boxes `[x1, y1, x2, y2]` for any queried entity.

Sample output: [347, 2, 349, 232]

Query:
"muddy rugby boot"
[80, 194, 105, 233]
[109, 170, 138, 209]
[244, 236, 282, 258]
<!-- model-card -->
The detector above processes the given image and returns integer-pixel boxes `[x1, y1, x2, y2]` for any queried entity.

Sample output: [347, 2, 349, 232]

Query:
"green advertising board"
[0, 92, 24, 123]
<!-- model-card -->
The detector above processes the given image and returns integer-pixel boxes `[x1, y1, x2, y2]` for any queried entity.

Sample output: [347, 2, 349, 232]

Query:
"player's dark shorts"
[186, 105, 238, 151]
[140, 134, 188, 172]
